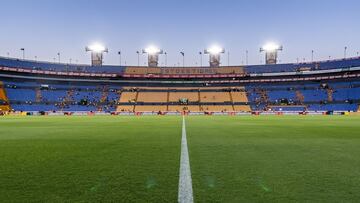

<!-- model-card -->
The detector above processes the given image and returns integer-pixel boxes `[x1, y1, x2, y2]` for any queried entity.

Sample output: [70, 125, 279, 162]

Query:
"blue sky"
[1, 0, 360, 66]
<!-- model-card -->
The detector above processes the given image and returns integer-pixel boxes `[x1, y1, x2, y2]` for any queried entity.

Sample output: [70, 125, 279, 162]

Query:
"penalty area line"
[178, 116, 194, 203]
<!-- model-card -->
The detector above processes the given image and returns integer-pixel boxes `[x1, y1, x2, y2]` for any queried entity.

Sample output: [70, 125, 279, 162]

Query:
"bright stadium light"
[205, 45, 225, 55]
[260, 42, 283, 65]
[142, 45, 163, 55]
[204, 45, 225, 68]
[86, 43, 108, 53]
[260, 42, 282, 52]
[142, 45, 163, 67]
[85, 43, 108, 66]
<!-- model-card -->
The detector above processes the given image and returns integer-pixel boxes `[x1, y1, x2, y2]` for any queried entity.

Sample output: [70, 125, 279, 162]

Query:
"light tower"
[204, 45, 225, 68]
[85, 43, 108, 66]
[260, 42, 283, 64]
[142, 45, 163, 67]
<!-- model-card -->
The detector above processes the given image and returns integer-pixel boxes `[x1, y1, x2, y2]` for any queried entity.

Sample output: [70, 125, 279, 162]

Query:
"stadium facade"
[0, 55, 360, 114]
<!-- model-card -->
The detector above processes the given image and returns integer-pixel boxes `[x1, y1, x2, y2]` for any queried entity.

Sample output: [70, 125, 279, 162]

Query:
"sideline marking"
[178, 116, 194, 203]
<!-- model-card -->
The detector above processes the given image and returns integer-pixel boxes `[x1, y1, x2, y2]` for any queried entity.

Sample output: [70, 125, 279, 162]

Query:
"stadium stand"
[233, 105, 252, 112]
[1, 56, 360, 113]
[246, 81, 360, 112]
[135, 105, 167, 112]
[3, 82, 119, 112]
[119, 91, 138, 103]
[201, 105, 233, 112]
[230, 91, 248, 102]
[0, 81, 10, 111]
[137, 92, 168, 103]
[116, 105, 135, 112]
[114, 87, 251, 112]
[200, 92, 231, 102]
[169, 92, 199, 102]
[168, 105, 200, 112]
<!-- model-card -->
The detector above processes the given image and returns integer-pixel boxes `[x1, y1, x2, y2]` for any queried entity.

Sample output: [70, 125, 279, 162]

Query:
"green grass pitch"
[1, 115, 360, 202]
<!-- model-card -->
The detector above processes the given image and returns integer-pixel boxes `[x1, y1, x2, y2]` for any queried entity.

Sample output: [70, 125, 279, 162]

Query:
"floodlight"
[143, 45, 163, 55]
[260, 42, 283, 65]
[203, 45, 225, 68]
[85, 43, 108, 66]
[205, 45, 225, 55]
[86, 43, 108, 53]
[260, 42, 282, 52]
[142, 45, 163, 67]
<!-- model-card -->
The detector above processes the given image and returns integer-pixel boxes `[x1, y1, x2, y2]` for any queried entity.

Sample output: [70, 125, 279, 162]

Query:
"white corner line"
[178, 116, 194, 203]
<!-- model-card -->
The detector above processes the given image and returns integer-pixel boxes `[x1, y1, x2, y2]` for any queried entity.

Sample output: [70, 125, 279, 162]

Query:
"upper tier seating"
[244, 57, 360, 73]
[0, 57, 126, 74]
[1, 56, 360, 75]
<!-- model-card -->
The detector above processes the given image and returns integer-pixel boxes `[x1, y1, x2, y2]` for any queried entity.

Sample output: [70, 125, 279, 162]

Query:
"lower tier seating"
[116, 105, 134, 112]
[116, 87, 251, 112]
[4, 82, 119, 112]
[168, 105, 200, 112]
[136, 92, 168, 102]
[4, 80, 358, 112]
[247, 81, 360, 112]
[200, 105, 233, 112]
[233, 105, 252, 112]
[169, 92, 199, 102]
[200, 92, 231, 102]
[135, 105, 167, 112]
[119, 92, 137, 103]
[230, 92, 248, 102]
[0, 82, 10, 111]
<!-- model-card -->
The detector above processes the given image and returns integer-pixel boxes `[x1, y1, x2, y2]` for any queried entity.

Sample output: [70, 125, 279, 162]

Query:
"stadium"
[1, 1, 360, 203]
[1, 44, 360, 115]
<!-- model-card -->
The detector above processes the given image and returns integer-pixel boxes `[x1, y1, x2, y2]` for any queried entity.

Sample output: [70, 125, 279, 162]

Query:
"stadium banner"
[161, 67, 216, 75]
[159, 67, 245, 75]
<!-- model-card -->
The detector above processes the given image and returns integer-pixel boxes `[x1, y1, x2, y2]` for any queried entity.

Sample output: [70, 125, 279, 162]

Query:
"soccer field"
[1, 115, 360, 202]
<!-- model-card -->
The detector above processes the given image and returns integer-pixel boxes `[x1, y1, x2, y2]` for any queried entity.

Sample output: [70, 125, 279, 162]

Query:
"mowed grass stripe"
[0, 116, 182, 202]
[186, 116, 360, 202]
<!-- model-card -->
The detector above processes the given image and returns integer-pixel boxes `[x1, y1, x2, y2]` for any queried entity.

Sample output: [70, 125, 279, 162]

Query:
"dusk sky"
[1, 0, 360, 66]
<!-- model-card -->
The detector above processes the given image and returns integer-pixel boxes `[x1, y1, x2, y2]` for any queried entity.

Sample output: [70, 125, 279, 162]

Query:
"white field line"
[178, 116, 194, 203]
